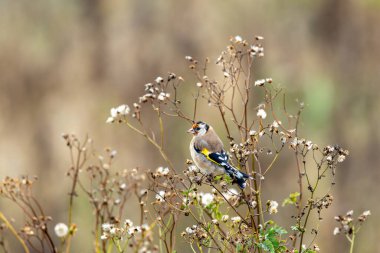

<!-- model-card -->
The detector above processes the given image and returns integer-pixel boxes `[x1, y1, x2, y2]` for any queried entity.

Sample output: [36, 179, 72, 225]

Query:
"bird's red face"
[187, 123, 198, 135]
[187, 121, 208, 136]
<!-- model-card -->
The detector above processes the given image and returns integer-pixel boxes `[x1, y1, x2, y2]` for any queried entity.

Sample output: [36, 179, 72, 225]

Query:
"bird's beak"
[187, 128, 195, 134]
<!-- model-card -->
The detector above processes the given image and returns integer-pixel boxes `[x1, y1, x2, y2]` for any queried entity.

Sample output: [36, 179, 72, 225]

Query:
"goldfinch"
[188, 121, 251, 189]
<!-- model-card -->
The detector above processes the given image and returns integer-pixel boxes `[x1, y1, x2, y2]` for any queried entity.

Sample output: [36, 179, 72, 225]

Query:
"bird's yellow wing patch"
[201, 148, 210, 156]
[201, 148, 221, 166]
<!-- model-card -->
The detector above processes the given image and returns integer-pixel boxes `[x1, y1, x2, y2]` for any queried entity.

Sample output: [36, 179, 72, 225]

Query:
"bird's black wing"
[194, 146, 229, 167]
[194, 146, 251, 189]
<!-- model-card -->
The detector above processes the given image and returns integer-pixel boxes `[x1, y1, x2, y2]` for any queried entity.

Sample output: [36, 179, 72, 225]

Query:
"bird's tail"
[223, 163, 251, 189]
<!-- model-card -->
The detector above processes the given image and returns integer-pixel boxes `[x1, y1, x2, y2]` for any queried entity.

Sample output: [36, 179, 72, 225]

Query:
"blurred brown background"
[0, 0, 379, 252]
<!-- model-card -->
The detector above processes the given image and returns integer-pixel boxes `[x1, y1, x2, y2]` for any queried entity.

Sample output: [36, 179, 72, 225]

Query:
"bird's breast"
[189, 137, 224, 174]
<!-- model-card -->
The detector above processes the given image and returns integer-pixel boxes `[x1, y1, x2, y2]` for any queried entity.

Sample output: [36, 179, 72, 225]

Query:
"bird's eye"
[195, 127, 200, 131]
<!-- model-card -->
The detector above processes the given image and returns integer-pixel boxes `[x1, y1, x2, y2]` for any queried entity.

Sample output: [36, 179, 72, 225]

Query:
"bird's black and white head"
[187, 121, 209, 136]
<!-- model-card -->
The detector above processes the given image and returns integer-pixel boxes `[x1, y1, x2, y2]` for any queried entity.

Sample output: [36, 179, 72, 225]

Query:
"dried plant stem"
[0, 234, 8, 253]
[210, 184, 248, 226]
[158, 226, 164, 253]
[65, 236, 72, 253]
[242, 57, 252, 141]
[94, 227, 101, 253]
[44, 229, 56, 253]
[190, 243, 197, 253]
[169, 213, 176, 252]
[188, 210, 225, 252]
[159, 214, 173, 253]
[299, 164, 330, 251]
[157, 110, 164, 147]
[197, 242, 204, 253]
[126, 122, 175, 170]
[217, 105, 233, 141]
[112, 238, 123, 253]
[299, 201, 311, 252]
[294, 108, 304, 246]
[106, 241, 113, 253]
[263, 152, 280, 175]
[251, 156, 264, 229]
[193, 89, 200, 121]
[347, 232, 355, 253]
[65, 137, 89, 253]
[68, 139, 87, 225]
[0, 212, 30, 253]
[203, 208, 228, 240]
[294, 150, 303, 248]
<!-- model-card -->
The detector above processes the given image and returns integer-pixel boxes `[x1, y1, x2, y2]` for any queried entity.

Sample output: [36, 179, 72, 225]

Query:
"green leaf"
[258, 225, 288, 252]
[291, 225, 304, 233]
[291, 225, 299, 231]
[267, 227, 286, 250]
[214, 175, 223, 181]
[223, 174, 233, 184]
[272, 226, 287, 235]
[235, 243, 244, 252]
[214, 210, 222, 220]
[303, 249, 317, 253]
[282, 192, 300, 206]
[259, 239, 275, 253]
[181, 187, 195, 196]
